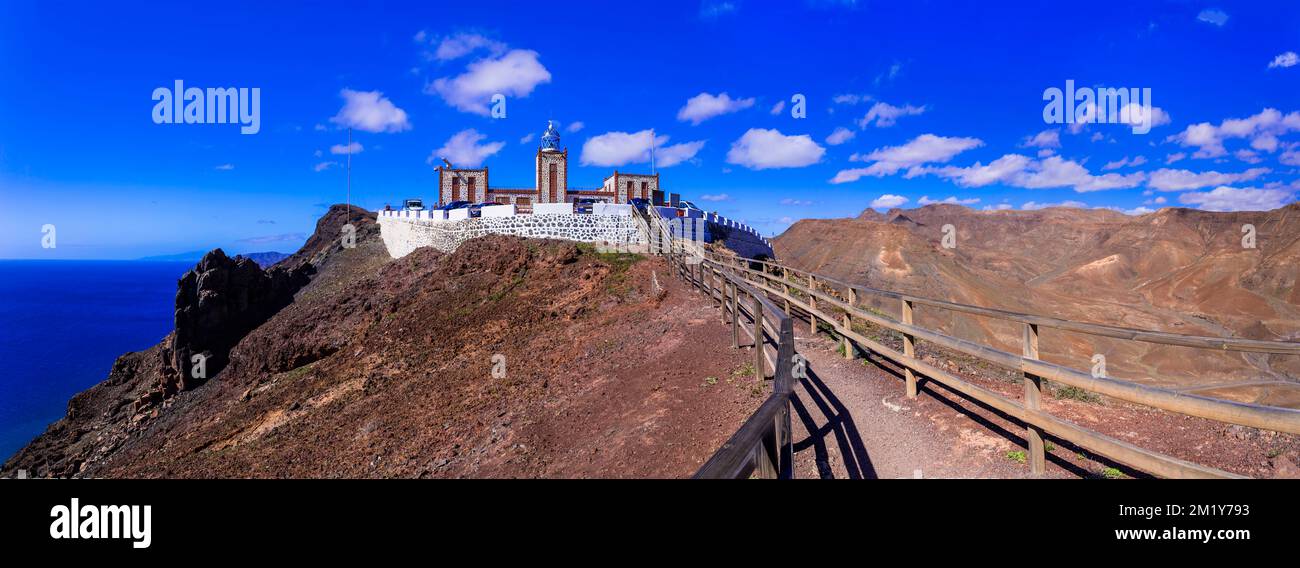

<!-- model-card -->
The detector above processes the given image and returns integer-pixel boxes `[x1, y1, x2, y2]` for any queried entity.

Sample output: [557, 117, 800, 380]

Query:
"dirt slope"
[773, 203, 1300, 406]
[3, 208, 763, 478]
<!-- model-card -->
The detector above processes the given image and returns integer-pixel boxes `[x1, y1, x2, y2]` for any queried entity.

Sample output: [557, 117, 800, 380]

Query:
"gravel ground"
[788, 330, 1074, 479]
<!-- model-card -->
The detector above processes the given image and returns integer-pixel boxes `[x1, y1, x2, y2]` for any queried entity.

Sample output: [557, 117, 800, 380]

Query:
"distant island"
[139, 251, 288, 268]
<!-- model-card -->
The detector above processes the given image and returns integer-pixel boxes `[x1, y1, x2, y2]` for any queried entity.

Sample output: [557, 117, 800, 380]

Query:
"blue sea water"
[0, 260, 190, 461]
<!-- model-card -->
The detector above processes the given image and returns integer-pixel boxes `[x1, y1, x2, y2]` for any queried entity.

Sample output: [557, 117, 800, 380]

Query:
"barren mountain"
[773, 203, 1300, 407]
[3, 205, 762, 478]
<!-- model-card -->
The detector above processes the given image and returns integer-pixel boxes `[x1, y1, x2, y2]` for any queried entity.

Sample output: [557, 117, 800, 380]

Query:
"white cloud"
[699, 1, 739, 19]
[1165, 152, 1187, 164]
[330, 89, 411, 133]
[983, 203, 1013, 211]
[580, 129, 705, 168]
[676, 92, 755, 125]
[330, 141, 363, 155]
[1197, 9, 1228, 26]
[698, 193, 730, 202]
[519, 133, 535, 144]
[1101, 155, 1147, 170]
[780, 198, 813, 206]
[770, 100, 786, 115]
[314, 161, 339, 172]
[1281, 147, 1300, 166]
[1068, 102, 1170, 135]
[870, 194, 908, 208]
[1015, 156, 1146, 192]
[428, 129, 505, 168]
[566, 121, 585, 133]
[831, 134, 982, 183]
[1037, 148, 1056, 158]
[1269, 51, 1299, 69]
[656, 140, 707, 167]
[1022, 200, 1087, 210]
[825, 127, 855, 146]
[918, 195, 980, 205]
[1146, 167, 1271, 191]
[431, 33, 507, 61]
[427, 49, 552, 115]
[727, 128, 825, 170]
[1235, 149, 1263, 164]
[858, 102, 926, 128]
[832, 94, 872, 105]
[214, 163, 234, 171]
[1166, 108, 1300, 158]
[1022, 129, 1061, 148]
[1178, 186, 1295, 211]
[933, 154, 1032, 187]
[928, 154, 1143, 192]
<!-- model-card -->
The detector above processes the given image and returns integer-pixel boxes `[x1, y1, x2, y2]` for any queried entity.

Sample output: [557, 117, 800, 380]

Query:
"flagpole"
[346, 127, 352, 217]
[650, 128, 656, 174]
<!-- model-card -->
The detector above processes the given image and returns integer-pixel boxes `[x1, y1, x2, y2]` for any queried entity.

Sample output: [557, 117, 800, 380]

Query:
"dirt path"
[788, 327, 1078, 479]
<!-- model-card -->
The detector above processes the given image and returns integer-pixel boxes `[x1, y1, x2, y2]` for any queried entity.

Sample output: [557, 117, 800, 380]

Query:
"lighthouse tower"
[535, 120, 568, 203]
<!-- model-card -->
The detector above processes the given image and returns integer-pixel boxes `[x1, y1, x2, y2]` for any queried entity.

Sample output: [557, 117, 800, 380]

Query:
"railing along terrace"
[664, 245, 796, 479]
[709, 252, 1300, 479]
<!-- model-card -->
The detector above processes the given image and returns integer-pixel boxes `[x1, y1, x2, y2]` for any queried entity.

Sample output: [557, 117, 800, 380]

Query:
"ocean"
[0, 260, 190, 461]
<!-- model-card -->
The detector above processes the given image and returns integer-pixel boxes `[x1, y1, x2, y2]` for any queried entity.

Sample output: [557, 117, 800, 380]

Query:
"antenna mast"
[650, 128, 656, 174]
[346, 127, 352, 217]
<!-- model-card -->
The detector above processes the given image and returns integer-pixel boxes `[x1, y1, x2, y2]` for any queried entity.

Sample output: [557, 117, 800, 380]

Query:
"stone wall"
[379, 213, 645, 258]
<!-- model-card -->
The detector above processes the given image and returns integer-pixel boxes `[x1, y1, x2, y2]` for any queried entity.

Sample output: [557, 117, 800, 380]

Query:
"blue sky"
[2, 1, 1299, 259]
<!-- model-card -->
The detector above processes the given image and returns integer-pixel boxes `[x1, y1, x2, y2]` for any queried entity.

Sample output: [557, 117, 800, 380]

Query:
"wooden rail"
[705, 252, 1300, 479]
[663, 247, 797, 479]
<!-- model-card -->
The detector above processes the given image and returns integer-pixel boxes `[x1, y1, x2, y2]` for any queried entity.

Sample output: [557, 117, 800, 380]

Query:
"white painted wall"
[480, 204, 516, 218]
[533, 202, 573, 215]
[592, 203, 633, 217]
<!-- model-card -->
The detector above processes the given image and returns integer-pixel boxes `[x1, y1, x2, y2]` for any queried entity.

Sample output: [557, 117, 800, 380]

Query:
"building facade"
[436, 120, 660, 207]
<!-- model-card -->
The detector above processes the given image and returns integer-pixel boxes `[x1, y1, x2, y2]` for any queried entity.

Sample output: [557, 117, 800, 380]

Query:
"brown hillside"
[774, 203, 1300, 406]
[3, 207, 762, 478]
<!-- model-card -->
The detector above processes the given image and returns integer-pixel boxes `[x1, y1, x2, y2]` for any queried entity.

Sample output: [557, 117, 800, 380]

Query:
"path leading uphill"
[787, 327, 1077, 479]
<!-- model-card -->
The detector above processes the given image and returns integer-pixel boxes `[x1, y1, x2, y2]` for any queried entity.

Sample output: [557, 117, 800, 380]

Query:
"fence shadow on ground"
[790, 361, 878, 479]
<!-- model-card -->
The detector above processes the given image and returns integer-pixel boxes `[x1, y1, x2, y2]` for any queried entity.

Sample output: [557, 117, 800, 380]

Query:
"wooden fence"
[696, 251, 1300, 479]
[663, 246, 797, 478]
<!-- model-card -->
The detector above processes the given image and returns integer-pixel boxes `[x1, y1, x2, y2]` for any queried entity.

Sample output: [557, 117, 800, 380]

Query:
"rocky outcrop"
[155, 249, 310, 397]
[1, 205, 375, 477]
[3, 220, 764, 478]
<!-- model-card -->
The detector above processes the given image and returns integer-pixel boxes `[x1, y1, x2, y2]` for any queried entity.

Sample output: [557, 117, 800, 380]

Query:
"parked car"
[629, 197, 651, 210]
[435, 200, 471, 211]
[403, 198, 425, 211]
[679, 200, 701, 212]
[574, 197, 600, 214]
[467, 202, 496, 218]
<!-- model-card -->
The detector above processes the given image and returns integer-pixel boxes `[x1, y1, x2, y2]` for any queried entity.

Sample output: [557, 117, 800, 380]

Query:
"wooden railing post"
[902, 299, 917, 399]
[808, 274, 818, 335]
[731, 283, 740, 349]
[721, 280, 730, 324]
[1023, 323, 1045, 475]
[752, 294, 765, 379]
[842, 312, 853, 360]
[848, 286, 856, 307]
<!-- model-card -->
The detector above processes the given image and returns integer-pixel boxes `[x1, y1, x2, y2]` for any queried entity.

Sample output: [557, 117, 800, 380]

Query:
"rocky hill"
[774, 203, 1300, 406]
[3, 205, 761, 478]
